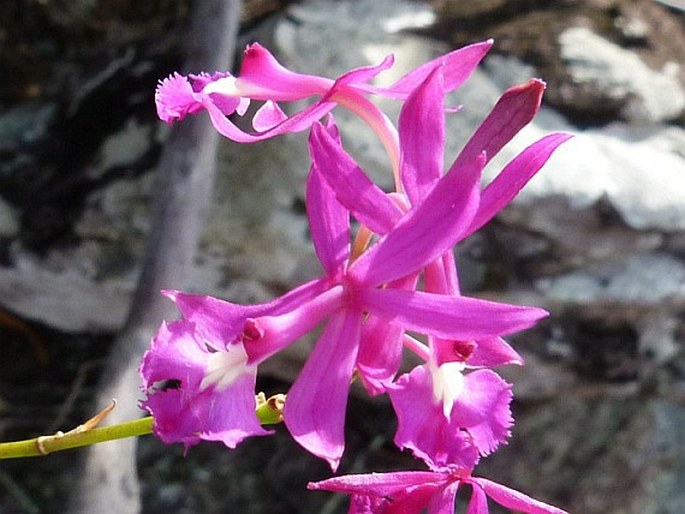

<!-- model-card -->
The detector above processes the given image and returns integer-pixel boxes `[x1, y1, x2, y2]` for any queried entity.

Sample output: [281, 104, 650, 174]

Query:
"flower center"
[430, 361, 466, 419]
[199, 343, 250, 392]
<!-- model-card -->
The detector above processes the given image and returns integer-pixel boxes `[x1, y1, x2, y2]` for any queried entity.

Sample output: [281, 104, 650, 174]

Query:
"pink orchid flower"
[154, 40, 492, 163]
[309, 469, 568, 514]
[139, 119, 547, 469]
[388, 364, 513, 471]
[308, 66, 572, 467]
[139, 275, 334, 449]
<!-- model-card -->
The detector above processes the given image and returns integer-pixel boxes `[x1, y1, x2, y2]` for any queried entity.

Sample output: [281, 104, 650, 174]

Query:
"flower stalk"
[0, 416, 154, 460]
[0, 392, 286, 460]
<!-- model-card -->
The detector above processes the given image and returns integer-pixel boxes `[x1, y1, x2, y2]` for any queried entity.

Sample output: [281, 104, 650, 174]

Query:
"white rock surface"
[559, 25, 685, 123]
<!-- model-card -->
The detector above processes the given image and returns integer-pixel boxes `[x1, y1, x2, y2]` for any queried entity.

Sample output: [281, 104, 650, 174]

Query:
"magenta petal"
[203, 93, 338, 142]
[242, 285, 344, 363]
[165, 278, 330, 342]
[360, 288, 548, 340]
[333, 53, 395, 90]
[399, 66, 445, 205]
[451, 79, 546, 172]
[202, 98, 264, 142]
[143, 387, 203, 448]
[308, 471, 444, 497]
[381, 40, 492, 98]
[155, 73, 204, 124]
[200, 371, 272, 448]
[309, 471, 456, 514]
[187, 71, 231, 91]
[140, 321, 270, 449]
[465, 483, 489, 514]
[424, 253, 460, 296]
[391, 485, 444, 514]
[309, 122, 402, 235]
[306, 162, 350, 277]
[357, 315, 404, 396]
[205, 91, 245, 116]
[140, 322, 208, 448]
[427, 481, 460, 514]
[349, 153, 484, 287]
[347, 495, 391, 513]
[389, 366, 480, 471]
[238, 43, 330, 100]
[470, 477, 569, 514]
[467, 132, 574, 235]
[252, 100, 288, 131]
[451, 370, 513, 455]
[140, 322, 205, 388]
[284, 310, 362, 471]
[467, 337, 524, 368]
[165, 292, 267, 343]
[357, 274, 418, 395]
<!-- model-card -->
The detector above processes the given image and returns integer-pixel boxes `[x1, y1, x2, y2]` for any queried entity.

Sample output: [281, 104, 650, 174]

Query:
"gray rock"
[0, 259, 130, 332]
[89, 118, 153, 179]
[526, 121, 685, 232]
[537, 252, 685, 304]
[0, 197, 19, 238]
[0, 102, 57, 153]
[559, 26, 685, 123]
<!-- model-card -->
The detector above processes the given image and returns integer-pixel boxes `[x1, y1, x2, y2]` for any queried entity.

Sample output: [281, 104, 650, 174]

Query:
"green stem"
[0, 393, 286, 460]
[0, 417, 154, 460]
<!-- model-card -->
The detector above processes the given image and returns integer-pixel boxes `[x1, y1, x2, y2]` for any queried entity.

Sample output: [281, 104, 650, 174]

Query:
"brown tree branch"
[67, 1, 242, 512]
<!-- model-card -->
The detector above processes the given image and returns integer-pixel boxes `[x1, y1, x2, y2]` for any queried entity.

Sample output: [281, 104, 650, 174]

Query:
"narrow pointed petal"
[388, 487, 442, 514]
[349, 153, 484, 287]
[237, 42, 331, 99]
[360, 288, 548, 340]
[311, 472, 449, 514]
[357, 274, 418, 395]
[465, 484, 489, 514]
[306, 163, 350, 277]
[452, 79, 546, 171]
[380, 40, 493, 98]
[357, 315, 404, 395]
[424, 253, 460, 296]
[466, 132, 573, 235]
[470, 477, 569, 514]
[467, 337, 524, 367]
[284, 309, 362, 471]
[333, 53, 395, 89]
[203, 94, 338, 142]
[310, 122, 402, 235]
[165, 278, 330, 342]
[427, 481, 460, 514]
[242, 285, 344, 363]
[399, 66, 445, 205]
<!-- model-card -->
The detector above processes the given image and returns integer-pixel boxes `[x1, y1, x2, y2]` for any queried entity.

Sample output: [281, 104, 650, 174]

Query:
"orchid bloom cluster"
[144, 40, 571, 513]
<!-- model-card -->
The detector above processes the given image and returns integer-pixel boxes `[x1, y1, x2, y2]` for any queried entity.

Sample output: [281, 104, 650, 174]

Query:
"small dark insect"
[158, 379, 182, 391]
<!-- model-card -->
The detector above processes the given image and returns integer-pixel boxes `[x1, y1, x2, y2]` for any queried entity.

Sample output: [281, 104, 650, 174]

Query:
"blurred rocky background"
[1, 0, 685, 512]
